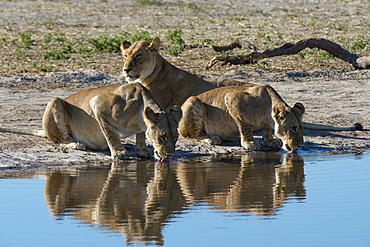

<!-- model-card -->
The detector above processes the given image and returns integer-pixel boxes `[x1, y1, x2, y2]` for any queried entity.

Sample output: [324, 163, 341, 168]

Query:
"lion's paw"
[242, 140, 260, 150]
[112, 150, 129, 160]
[66, 141, 86, 150]
[201, 135, 221, 145]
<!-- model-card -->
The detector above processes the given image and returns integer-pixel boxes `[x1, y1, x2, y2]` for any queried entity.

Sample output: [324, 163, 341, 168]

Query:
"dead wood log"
[207, 38, 370, 70]
[212, 38, 259, 52]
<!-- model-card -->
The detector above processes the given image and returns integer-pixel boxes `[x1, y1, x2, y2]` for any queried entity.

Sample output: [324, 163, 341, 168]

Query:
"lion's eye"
[158, 135, 166, 143]
[135, 54, 142, 60]
[277, 114, 284, 121]
[290, 127, 297, 133]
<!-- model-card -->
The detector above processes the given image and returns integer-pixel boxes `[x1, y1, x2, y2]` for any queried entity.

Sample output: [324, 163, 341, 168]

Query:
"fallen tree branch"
[207, 38, 370, 70]
[212, 38, 259, 52]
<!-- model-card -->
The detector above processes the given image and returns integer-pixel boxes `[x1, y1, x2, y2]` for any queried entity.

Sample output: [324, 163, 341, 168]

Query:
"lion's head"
[120, 37, 161, 83]
[143, 105, 182, 161]
[272, 103, 305, 153]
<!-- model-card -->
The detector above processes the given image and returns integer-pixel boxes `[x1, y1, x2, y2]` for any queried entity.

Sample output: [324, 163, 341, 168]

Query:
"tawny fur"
[1, 83, 182, 160]
[179, 85, 305, 152]
[121, 37, 216, 111]
[121, 37, 362, 132]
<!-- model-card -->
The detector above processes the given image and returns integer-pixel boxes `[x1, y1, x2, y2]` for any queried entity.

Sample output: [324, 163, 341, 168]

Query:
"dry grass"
[0, 0, 369, 76]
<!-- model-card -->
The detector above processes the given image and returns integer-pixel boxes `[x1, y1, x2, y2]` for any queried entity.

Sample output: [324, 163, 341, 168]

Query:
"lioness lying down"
[179, 84, 305, 153]
[1, 83, 182, 161]
[121, 37, 362, 132]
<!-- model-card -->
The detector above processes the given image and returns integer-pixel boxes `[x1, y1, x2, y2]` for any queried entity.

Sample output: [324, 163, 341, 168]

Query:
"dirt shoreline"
[0, 69, 369, 168]
[0, 0, 369, 168]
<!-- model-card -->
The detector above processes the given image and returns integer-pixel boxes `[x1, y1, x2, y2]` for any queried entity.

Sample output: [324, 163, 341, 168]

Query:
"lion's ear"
[169, 106, 182, 123]
[121, 40, 131, 51]
[272, 104, 287, 122]
[148, 37, 161, 52]
[144, 106, 159, 124]
[293, 102, 305, 118]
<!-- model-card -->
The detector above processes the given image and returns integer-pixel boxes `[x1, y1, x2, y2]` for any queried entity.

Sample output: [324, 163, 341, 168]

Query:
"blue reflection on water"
[0, 179, 122, 247]
[0, 152, 369, 247]
[166, 153, 370, 247]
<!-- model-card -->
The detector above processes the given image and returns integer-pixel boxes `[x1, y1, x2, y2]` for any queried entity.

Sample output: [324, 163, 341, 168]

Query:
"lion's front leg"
[90, 94, 129, 160]
[97, 122, 128, 160]
[262, 127, 282, 149]
[136, 132, 153, 158]
[237, 123, 260, 150]
[225, 92, 260, 150]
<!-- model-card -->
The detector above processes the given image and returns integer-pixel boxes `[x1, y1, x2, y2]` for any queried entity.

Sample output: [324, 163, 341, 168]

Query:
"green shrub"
[130, 31, 152, 42]
[298, 48, 315, 59]
[165, 28, 185, 56]
[43, 32, 67, 44]
[76, 44, 92, 58]
[12, 49, 26, 59]
[18, 31, 35, 48]
[37, 64, 54, 72]
[40, 49, 71, 60]
[87, 31, 153, 53]
[87, 34, 126, 52]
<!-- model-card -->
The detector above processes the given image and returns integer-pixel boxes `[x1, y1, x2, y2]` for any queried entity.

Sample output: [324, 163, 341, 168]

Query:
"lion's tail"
[0, 127, 46, 137]
[303, 122, 363, 131]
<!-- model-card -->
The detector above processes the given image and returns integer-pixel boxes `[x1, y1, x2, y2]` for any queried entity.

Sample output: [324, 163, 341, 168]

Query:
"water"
[1, 151, 370, 247]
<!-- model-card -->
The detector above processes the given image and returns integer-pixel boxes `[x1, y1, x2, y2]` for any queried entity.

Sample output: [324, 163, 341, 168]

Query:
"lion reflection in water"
[44, 152, 305, 245]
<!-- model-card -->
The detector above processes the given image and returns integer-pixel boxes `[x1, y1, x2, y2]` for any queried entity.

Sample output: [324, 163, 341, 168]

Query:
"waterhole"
[1, 151, 369, 246]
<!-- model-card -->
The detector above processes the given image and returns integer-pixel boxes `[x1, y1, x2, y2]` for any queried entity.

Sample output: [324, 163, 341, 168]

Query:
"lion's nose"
[124, 68, 132, 74]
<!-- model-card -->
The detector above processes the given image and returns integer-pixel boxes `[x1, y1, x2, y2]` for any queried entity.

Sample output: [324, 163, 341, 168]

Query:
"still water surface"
[1, 151, 369, 246]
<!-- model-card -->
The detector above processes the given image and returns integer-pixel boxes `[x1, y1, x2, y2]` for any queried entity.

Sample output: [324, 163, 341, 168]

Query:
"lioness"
[1, 83, 182, 161]
[121, 37, 362, 132]
[179, 85, 305, 153]
[121, 37, 217, 111]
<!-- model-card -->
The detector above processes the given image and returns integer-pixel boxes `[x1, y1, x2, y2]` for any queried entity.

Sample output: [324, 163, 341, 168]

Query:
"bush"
[18, 31, 35, 48]
[87, 34, 125, 53]
[130, 31, 152, 42]
[165, 28, 185, 56]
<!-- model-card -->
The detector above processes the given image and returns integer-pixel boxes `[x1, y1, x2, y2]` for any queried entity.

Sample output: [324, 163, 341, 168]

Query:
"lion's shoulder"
[121, 37, 216, 110]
